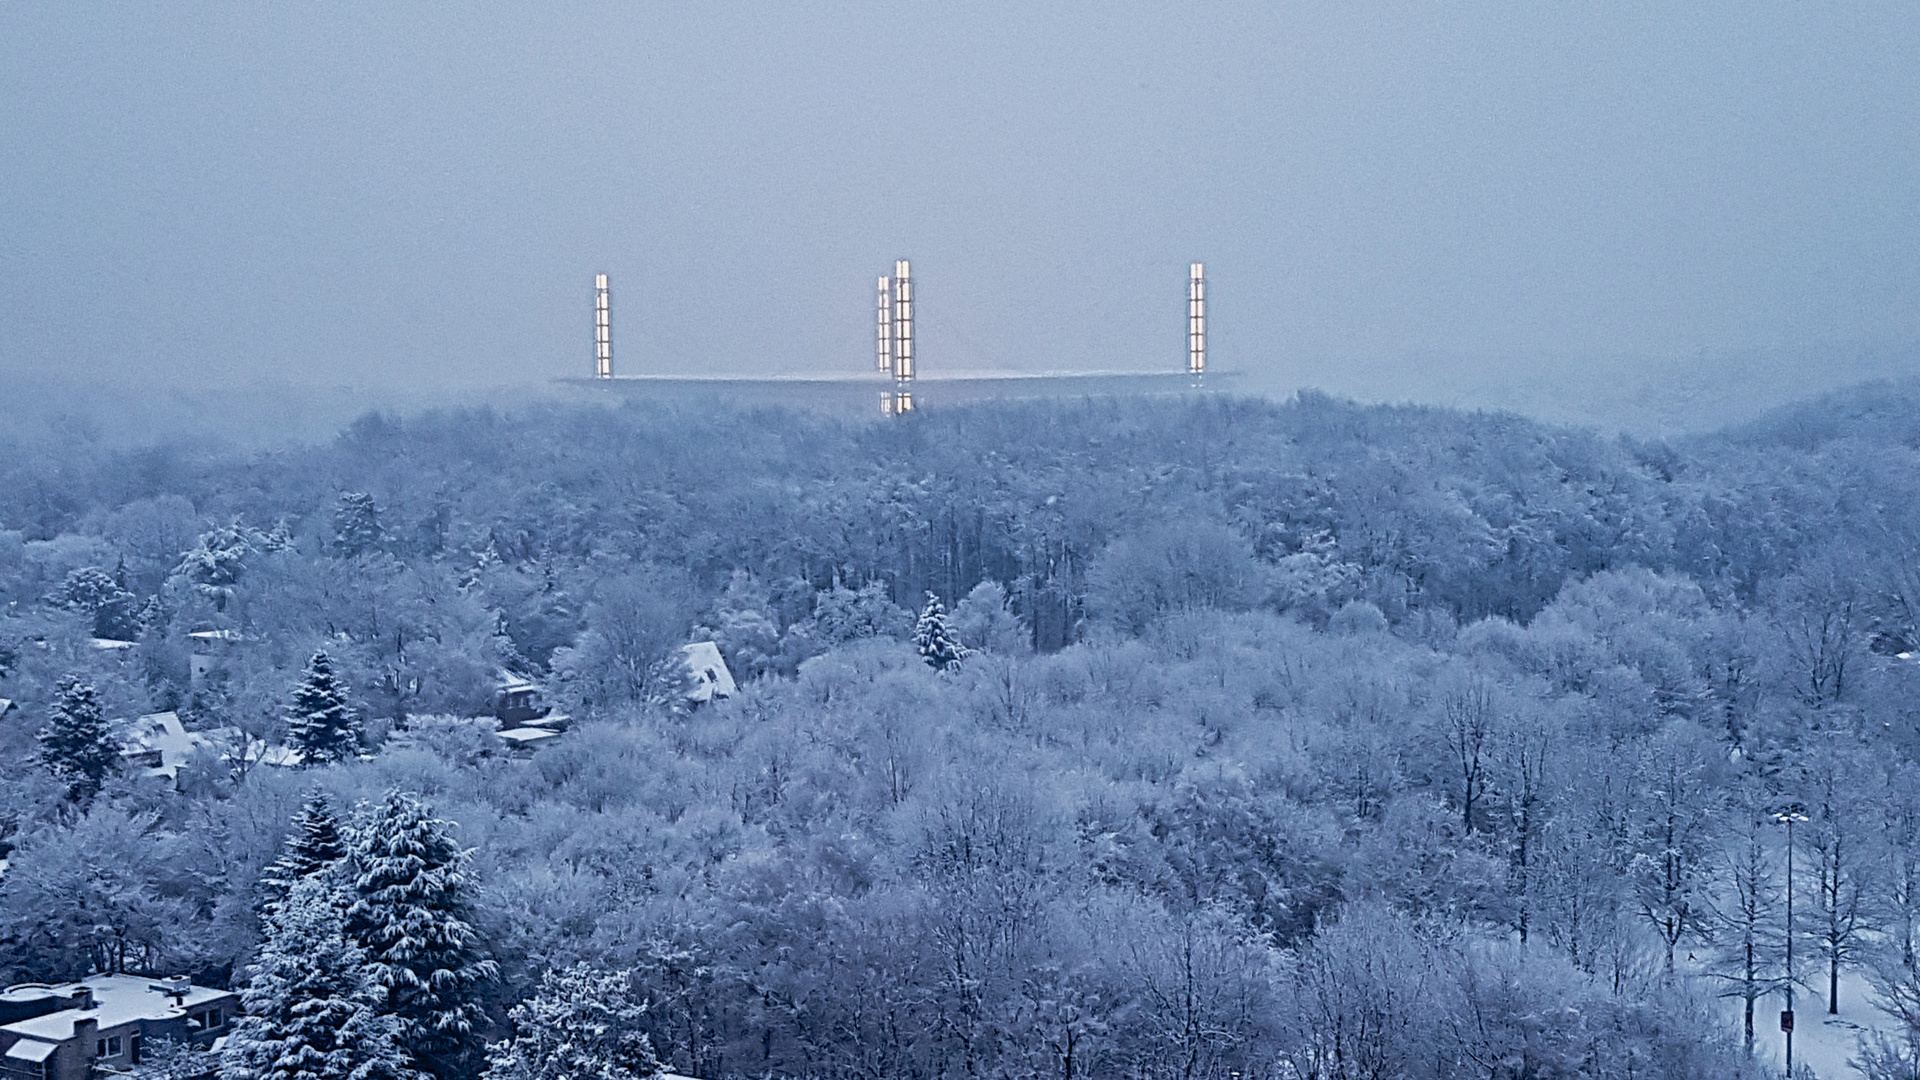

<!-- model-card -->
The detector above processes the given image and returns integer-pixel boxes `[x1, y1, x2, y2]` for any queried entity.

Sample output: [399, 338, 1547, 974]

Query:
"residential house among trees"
[112, 713, 205, 782]
[185, 630, 243, 688]
[493, 673, 569, 754]
[113, 713, 299, 784]
[680, 642, 735, 705]
[493, 674, 549, 726]
[0, 975, 236, 1080]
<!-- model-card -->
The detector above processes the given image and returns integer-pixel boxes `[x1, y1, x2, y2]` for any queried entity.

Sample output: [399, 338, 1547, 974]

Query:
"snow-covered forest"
[6, 384, 1920, 1080]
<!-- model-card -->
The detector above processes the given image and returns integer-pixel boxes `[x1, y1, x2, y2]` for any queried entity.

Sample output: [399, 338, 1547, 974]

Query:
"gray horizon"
[3, 2, 1917, 411]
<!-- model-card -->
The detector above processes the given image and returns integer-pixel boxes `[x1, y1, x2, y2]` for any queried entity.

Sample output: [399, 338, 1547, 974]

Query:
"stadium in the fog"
[571, 263, 1235, 414]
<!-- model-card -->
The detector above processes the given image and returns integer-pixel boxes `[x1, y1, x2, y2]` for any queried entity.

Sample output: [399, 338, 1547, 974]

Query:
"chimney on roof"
[69, 988, 95, 1010]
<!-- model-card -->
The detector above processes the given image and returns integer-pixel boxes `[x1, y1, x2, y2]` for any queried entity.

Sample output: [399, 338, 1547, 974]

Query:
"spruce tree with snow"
[333, 493, 386, 558]
[36, 675, 118, 804]
[222, 875, 410, 1080]
[914, 592, 969, 672]
[257, 792, 348, 916]
[286, 651, 361, 766]
[484, 964, 660, 1080]
[343, 791, 496, 1080]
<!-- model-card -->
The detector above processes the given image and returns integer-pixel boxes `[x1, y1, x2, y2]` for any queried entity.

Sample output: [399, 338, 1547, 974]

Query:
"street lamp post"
[1774, 808, 1809, 1080]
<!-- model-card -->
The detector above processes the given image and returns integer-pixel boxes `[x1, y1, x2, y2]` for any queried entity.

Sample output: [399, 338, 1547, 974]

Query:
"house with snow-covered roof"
[494, 672, 550, 726]
[114, 712, 300, 782]
[681, 642, 735, 705]
[186, 629, 245, 688]
[0, 975, 236, 1080]
[112, 713, 208, 782]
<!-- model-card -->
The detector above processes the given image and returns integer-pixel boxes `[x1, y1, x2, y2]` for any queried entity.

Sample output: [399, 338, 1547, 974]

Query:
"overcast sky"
[3, 2, 1917, 399]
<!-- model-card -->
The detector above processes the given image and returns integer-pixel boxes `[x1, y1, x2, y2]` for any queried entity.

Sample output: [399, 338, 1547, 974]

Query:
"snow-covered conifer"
[56, 565, 124, 612]
[333, 493, 386, 558]
[36, 675, 117, 804]
[286, 651, 361, 766]
[258, 792, 348, 916]
[484, 964, 660, 1080]
[914, 592, 969, 672]
[56, 566, 141, 639]
[172, 523, 253, 613]
[343, 791, 496, 1080]
[222, 876, 410, 1080]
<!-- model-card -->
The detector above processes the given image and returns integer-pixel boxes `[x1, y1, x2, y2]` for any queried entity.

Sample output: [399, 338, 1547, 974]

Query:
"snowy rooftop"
[497, 727, 561, 745]
[498, 671, 541, 694]
[112, 712, 202, 780]
[2, 1040, 53, 1062]
[682, 641, 736, 703]
[112, 714, 299, 778]
[249, 743, 303, 768]
[0, 975, 232, 1041]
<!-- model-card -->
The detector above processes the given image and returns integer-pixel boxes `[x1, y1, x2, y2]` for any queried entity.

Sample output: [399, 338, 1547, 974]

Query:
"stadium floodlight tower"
[877, 275, 894, 373]
[594, 273, 613, 379]
[1188, 262, 1206, 377]
[889, 259, 915, 413]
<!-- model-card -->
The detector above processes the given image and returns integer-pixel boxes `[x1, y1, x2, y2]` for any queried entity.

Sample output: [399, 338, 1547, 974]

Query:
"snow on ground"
[1741, 968, 1888, 1080]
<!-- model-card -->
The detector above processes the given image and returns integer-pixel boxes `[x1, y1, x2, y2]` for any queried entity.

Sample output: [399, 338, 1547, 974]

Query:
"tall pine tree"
[286, 651, 361, 766]
[36, 675, 118, 804]
[258, 792, 348, 916]
[914, 592, 970, 672]
[222, 876, 410, 1080]
[344, 792, 495, 1080]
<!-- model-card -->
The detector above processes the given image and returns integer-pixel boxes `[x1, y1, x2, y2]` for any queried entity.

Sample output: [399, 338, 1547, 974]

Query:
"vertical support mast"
[892, 259, 914, 382]
[1188, 262, 1206, 376]
[878, 259, 915, 414]
[594, 273, 613, 379]
[877, 276, 894, 372]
